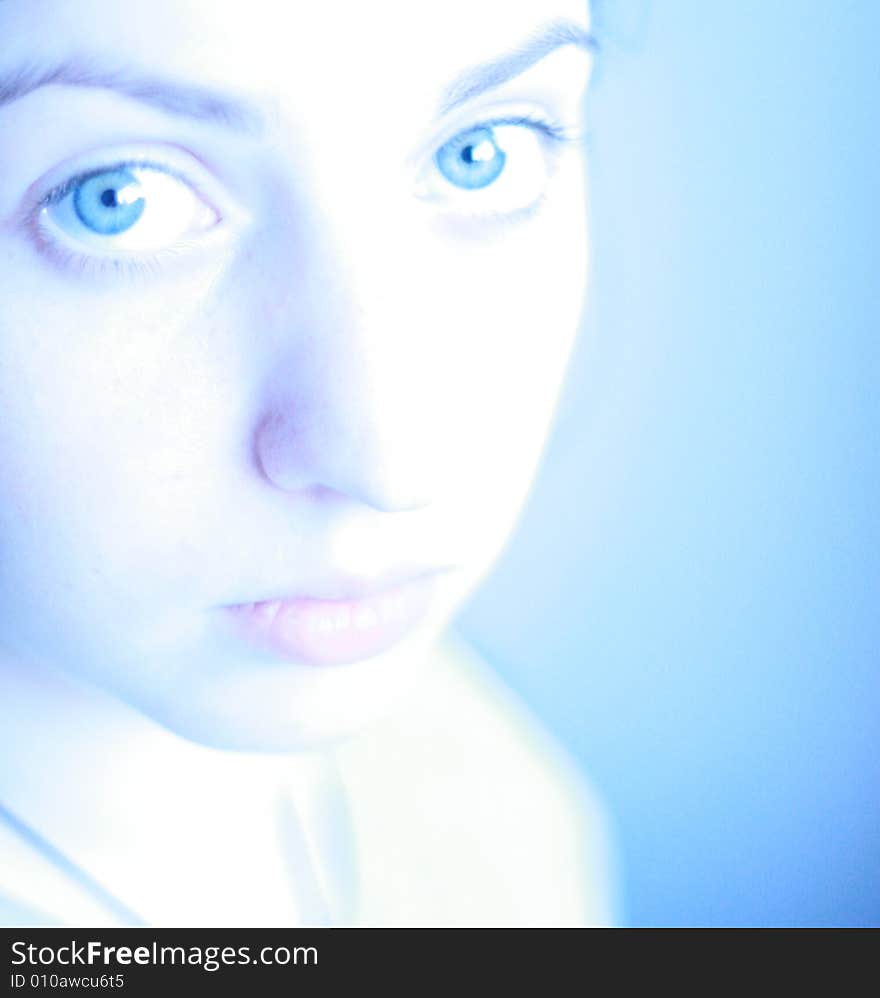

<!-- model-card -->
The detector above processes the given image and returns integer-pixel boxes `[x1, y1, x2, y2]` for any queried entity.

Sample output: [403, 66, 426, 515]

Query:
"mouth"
[221, 571, 446, 667]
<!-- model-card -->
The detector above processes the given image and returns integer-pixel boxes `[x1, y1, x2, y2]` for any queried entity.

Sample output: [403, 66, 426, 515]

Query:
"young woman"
[0, 0, 617, 926]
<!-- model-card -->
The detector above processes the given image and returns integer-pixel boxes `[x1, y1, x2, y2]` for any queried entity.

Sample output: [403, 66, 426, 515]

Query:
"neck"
[0, 649, 338, 926]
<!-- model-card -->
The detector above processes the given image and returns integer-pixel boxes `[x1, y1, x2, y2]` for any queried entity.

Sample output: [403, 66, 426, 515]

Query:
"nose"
[251, 201, 437, 514]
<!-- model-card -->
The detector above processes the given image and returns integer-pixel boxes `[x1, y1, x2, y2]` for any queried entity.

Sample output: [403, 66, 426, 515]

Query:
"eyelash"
[429, 109, 580, 183]
[487, 112, 578, 144]
[27, 111, 580, 280]
[40, 161, 161, 210]
[34, 235, 206, 282]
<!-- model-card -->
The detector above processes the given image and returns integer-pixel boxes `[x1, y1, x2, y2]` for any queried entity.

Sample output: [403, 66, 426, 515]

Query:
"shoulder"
[333, 635, 620, 927]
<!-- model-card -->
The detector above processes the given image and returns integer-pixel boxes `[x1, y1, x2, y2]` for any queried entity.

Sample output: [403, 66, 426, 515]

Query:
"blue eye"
[435, 126, 507, 190]
[39, 160, 221, 262]
[72, 168, 146, 236]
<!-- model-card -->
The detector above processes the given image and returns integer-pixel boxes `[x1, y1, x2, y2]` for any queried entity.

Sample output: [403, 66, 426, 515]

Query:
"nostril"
[253, 412, 295, 489]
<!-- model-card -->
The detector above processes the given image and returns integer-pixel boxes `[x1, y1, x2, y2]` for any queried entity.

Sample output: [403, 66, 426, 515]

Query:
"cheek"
[0, 265, 233, 649]
[411, 178, 587, 571]
[424, 186, 586, 493]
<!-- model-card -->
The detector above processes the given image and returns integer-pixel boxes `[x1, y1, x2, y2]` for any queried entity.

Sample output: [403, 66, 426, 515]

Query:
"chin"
[140, 628, 442, 753]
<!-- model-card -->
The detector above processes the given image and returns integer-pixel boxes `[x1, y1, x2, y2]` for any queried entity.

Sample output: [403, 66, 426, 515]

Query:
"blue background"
[458, 0, 879, 926]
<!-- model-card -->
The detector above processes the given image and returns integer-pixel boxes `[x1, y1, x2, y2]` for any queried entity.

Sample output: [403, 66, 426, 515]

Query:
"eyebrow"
[439, 19, 596, 115]
[0, 58, 265, 133]
[0, 19, 595, 131]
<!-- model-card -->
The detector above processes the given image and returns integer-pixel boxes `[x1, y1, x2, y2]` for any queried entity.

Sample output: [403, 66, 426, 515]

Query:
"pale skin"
[0, 0, 593, 750]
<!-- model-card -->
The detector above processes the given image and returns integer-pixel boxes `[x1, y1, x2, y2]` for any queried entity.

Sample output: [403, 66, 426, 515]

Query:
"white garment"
[0, 635, 618, 927]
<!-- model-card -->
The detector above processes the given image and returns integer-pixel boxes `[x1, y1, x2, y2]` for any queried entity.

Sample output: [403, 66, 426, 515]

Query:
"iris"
[72, 169, 146, 236]
[435, 126, 506, 190]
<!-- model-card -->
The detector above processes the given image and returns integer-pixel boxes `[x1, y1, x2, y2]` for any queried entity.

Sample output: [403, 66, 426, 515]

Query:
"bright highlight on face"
[0, 0, 592, 749]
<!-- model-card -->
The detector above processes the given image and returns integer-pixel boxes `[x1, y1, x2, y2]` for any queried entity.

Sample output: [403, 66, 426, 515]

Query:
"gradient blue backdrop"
[458, 0, 879, 926]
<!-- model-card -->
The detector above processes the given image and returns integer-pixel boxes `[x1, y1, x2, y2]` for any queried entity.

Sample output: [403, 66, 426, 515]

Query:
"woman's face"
[0, 0, 591, 748]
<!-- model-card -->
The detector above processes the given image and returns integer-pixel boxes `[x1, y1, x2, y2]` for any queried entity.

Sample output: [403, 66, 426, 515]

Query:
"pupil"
[100, 189, 118, 208]
[461, 137, 496, 166]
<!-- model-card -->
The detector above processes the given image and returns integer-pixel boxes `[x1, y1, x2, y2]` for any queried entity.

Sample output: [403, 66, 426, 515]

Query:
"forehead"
[0, 0, 589, 116]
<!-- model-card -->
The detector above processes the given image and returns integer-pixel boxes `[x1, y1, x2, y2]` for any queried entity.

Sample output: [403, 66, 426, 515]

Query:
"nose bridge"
[254, 191, 435, 512]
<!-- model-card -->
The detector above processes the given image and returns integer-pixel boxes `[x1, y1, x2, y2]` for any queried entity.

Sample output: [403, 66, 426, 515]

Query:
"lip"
[222, 572, 443, 667]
